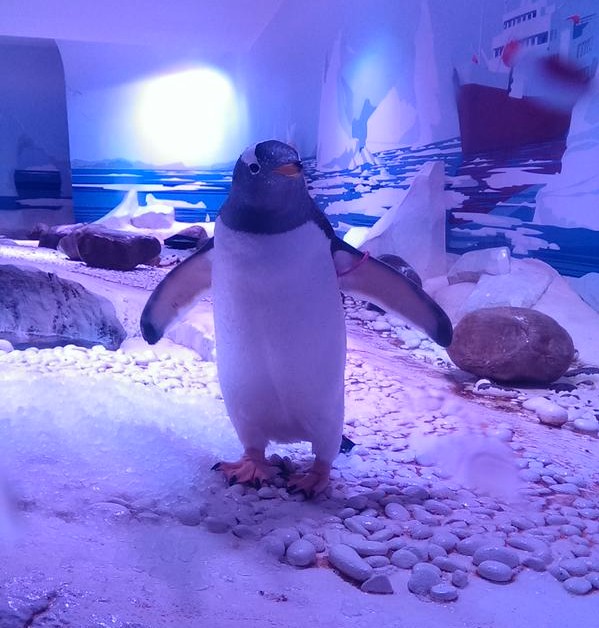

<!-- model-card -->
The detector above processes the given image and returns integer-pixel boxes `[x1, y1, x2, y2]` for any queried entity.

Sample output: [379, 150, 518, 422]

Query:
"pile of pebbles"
[198, 441, 599, 601]
[191, 326, 598, 601]
[464, 372, 599, 436]
[0, 342, 219, 398]
[344, 297, 599, 437]
[2, 299, 598, 602]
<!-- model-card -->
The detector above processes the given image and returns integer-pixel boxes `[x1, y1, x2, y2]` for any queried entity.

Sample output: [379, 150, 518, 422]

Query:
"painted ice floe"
[144, 194, 207, 210]
[484, 168, 553, 189]
[453, 225, 559, 255]
[326, 187, 408, 220]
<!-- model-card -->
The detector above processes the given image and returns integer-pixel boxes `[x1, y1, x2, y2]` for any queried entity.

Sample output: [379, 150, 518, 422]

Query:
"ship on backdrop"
[453, 0, 597, 156]
[7, 0, 597, 279]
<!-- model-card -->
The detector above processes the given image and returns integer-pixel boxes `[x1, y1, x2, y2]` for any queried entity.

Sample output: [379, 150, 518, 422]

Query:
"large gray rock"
[0, 264, 125, 349]
[430, 257, 599, 367]
[447, 307, 574, 384]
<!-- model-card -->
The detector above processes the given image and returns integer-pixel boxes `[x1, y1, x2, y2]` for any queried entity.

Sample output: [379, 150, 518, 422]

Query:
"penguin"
[141, 140, 452, 497]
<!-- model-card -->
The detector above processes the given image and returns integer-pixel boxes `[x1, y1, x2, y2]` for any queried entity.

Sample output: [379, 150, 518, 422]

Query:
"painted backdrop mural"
[309, 0, 599, 278]
[0, 36, 73, 236]
[0, 0, 597, 279]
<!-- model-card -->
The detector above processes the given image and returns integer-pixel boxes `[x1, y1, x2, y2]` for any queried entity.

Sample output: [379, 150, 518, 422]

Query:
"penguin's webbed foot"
[212, 451, 279, 488]
[287, 459, 331, 499]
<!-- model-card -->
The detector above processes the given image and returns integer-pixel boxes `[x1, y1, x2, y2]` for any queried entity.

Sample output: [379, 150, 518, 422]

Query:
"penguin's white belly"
[212, 219, 346, 461]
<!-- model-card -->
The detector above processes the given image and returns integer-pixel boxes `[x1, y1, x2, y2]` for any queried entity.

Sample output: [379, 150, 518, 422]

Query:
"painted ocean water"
[71, 168, 233, 223]
[6, 136, 594, 277]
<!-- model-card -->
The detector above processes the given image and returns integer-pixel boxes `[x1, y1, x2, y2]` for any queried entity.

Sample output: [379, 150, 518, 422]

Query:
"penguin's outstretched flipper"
[333, 239, 453, 347]
[140, 238, 214, 344]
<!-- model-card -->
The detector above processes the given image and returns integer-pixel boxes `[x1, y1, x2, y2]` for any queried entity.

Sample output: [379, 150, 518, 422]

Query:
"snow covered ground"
[1, 243, 598, 627]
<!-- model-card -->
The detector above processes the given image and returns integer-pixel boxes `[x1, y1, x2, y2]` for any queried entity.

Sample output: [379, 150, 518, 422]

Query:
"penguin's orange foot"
[287, 460, 331, 499]
[212, 454, 279, 489]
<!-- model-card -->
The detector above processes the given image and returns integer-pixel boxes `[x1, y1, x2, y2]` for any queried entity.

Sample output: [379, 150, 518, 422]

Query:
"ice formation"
[346, 161, 448, 280]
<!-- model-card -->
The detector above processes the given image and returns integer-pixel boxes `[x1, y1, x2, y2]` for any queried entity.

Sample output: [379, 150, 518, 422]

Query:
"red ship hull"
[456, 82, 572, 156]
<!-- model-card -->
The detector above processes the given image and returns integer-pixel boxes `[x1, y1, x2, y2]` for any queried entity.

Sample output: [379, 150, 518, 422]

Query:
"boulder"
[164, 225, 209, 250]
[447, 307, 574, 384]
[0, 263, 125, 349]
[75, 226, 161, 271]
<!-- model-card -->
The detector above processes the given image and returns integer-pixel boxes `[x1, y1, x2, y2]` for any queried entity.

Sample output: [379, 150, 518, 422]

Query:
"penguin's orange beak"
[273, 162, 303, 177]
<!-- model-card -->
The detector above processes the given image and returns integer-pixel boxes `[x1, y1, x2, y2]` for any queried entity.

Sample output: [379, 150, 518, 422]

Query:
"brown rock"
[164, 225, 209, 250]
[447, 307, 575, 384]
[27, 222, 49, 240]
[76, 226, 161, 271]
[38, 223, 86, 249]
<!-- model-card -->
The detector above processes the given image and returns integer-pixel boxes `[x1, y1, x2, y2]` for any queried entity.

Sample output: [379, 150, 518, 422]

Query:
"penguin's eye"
[249, 163, 261, 174]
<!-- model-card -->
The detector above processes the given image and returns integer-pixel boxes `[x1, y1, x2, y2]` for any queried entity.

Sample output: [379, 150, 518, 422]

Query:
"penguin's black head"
[236, 140, 303, 185]
[220, 140, 316, 234]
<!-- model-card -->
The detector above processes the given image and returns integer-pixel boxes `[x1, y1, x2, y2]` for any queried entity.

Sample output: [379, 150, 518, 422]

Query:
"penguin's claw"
[213, 455, 279, 488]
[287, 468, 330, 499]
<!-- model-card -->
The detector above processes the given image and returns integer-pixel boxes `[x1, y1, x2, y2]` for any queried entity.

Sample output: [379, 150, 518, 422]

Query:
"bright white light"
[137, 68, 237, 166]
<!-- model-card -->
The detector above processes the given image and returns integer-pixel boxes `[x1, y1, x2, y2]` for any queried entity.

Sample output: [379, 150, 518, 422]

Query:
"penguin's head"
[220, 140, 314, 233]
[240, 140, 303, 180]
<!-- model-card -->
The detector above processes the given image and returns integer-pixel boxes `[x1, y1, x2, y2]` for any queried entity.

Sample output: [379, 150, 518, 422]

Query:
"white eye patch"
[241, 144, 258, 165]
